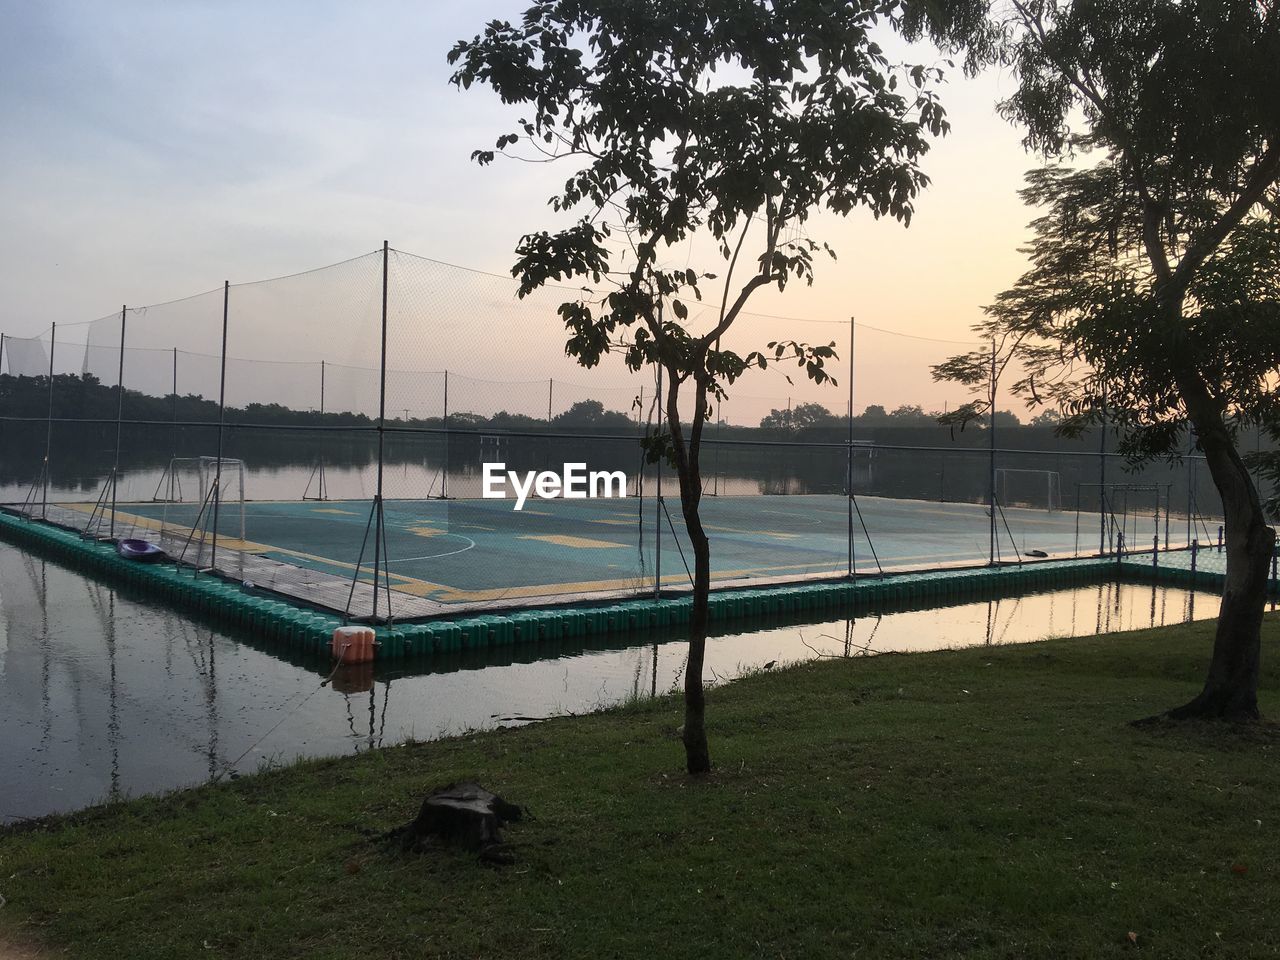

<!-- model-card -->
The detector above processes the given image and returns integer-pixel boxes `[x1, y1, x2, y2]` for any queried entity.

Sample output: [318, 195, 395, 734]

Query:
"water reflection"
[0, 539, 1223, 824]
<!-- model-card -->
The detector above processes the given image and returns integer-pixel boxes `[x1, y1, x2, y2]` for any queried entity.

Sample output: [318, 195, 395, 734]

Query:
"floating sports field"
[31, 490, 1171, 619]
[0, 246, 1232, 646]
[0, 498, 1259, 664]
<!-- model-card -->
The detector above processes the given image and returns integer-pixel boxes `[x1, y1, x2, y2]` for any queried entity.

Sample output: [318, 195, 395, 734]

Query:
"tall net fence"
[0, 246, 1252, 621]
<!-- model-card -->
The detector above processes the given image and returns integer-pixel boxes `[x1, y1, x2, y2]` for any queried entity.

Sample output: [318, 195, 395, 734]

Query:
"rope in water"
[209, 642, 352, 784]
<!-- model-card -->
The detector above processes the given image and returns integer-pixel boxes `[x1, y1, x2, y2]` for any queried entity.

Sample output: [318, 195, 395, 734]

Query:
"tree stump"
[394, 782, 523, 859]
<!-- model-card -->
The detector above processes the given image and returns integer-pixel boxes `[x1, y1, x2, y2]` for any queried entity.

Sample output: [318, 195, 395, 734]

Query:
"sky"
[0, 1, 1044, 421]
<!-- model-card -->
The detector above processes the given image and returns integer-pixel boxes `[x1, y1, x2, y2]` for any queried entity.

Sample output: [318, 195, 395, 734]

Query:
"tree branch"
[1168, 142, 1280, 298]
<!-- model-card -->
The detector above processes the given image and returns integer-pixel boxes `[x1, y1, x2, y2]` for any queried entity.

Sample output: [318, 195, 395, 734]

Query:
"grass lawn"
[2, 614, 1279, 959]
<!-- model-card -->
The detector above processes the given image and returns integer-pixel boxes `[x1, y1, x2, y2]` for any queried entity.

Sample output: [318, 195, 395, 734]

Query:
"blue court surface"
[100, 494, 1123, 605]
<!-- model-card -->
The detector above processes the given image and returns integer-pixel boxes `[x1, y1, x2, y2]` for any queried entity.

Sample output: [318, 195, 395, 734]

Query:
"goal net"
[157, 457, 247, 545]
[995, 468, 1062, 512]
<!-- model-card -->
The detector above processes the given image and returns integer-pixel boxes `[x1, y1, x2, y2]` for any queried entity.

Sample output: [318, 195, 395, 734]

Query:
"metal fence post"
[109, 305, 127, 538]
[210, 281, 229, 572]
[1098, 386, 1107, 556]
[847, 316, 855, 579]
[988, 340, 996, 565]
[371, 240, 390, 620]
[41, 322, 56, 519]
[441, 368, 450, 500]
[171, 347, 178, 465]
[654, 363, 662, 599]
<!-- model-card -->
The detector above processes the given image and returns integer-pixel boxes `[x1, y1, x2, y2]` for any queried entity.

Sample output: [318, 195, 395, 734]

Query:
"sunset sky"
[1, 2, 1044, 421]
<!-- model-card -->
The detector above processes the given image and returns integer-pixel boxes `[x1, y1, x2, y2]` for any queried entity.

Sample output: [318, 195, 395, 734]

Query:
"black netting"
[0, 247, 1244, 619]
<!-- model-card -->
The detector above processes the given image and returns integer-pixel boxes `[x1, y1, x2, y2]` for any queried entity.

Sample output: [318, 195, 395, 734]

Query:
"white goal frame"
[159, 456, 246, 541]
[995, 467, 1063, 513]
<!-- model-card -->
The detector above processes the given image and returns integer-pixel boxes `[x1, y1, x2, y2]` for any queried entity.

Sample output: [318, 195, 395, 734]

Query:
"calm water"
[0, 538, 1223, 824]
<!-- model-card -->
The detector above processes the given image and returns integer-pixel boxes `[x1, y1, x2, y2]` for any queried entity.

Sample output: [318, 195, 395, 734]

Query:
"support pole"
[1186, 429, 1194, 548]
[441, 369, 449, 499]
[547, 377, 554, 424]
[0, 333, 5, 446]
[635, 384, 644, 497]
[988, 340, 997, 565]
[710, 400, 722, 496]
[710, 333, 723, 495]
[654, 363, 663, 599]
[371, 240, 390, 620]
[42, 323, 57, 519]
[1163, 482, 1170, 552]
[318, 359, 326, 499]
[109, 306, 127, 538]
[303, 360, 329, 501]
[847, 316, 855, 578]
[210, 281, 230, 572]
[171, 346, 178, 464]
[1099, 387, 1107, 555]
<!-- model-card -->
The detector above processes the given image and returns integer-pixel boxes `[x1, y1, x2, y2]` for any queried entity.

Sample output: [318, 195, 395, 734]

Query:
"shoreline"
[2, 615, 1277, 958]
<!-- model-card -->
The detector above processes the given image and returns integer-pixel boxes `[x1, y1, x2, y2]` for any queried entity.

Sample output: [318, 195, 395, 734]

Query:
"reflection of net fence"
[0, 247, 1249, 623]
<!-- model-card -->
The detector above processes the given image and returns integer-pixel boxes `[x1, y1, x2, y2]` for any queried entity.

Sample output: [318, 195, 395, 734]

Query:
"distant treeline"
[0, 372, 1236, 515]
[1, 372, 1042, 441]
[0, 372, 373, 427]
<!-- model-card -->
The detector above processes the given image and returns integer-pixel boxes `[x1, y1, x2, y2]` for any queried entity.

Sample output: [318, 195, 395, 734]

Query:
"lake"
[0, 538, 1223, 823]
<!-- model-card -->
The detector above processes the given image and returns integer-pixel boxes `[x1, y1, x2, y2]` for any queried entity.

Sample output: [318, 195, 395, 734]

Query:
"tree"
[929, 0, 1280, 720]
[760, 402, 836, 431]
[886, 403, 949, 426]
[451, 0, 950, 771]
[553, 399, 635, 429]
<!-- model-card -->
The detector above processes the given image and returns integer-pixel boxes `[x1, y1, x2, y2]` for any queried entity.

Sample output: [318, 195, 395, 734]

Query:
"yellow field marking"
[394, 558, 838, 602]
[518, 534, 628, 549]
[61, 503, 437, 589]
[394, 577, 646, 601]
[407, 526, 444, 537]
[346, 547, 1018, 603]
[599, 520, 797, 538]
[704, 525, 801, 539]
[61, 505, 279, 558]
[313, 508, 359, 516]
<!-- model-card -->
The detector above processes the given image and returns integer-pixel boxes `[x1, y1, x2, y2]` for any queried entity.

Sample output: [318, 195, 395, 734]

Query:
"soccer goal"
[995, 468, 1063, 512]
[158, 456, 247, 543]
[845, 440, 877, 492]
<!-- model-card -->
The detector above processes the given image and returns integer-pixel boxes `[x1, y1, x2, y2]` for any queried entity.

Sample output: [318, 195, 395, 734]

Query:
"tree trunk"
[679, 489, 712, 774]
[664, 367, 712, 774]
[393, 782, 523, 856]
[1168, 396, 1275, 721]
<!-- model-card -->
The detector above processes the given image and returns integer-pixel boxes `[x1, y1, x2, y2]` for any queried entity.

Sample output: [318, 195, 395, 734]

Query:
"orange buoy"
[332, 625, 376, 664]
